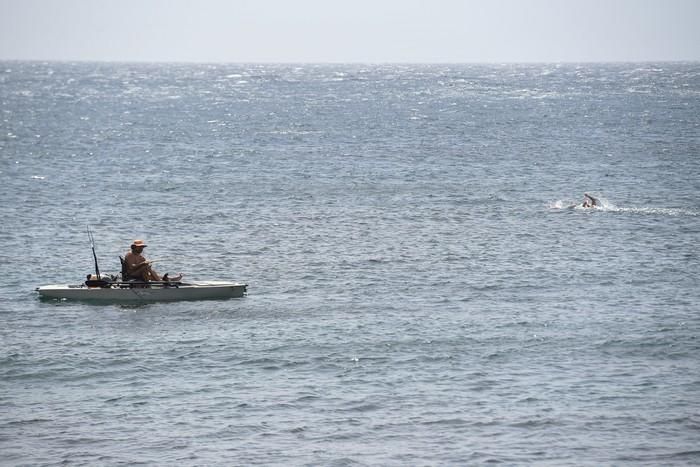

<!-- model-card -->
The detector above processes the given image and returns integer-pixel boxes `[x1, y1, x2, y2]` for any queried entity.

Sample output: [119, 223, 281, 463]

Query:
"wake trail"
[549, 198, 698, 216]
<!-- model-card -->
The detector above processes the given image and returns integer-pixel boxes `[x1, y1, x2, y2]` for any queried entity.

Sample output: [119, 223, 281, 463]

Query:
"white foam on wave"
[606, 206, 698, 216]
[549, 200, 567, 210]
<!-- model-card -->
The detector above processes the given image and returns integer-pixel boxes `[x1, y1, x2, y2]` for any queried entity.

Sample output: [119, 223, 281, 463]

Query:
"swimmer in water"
[582, 193, 599, 208]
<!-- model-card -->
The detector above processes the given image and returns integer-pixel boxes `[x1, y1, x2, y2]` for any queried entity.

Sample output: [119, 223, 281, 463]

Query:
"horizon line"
[2, 58, 699, 66]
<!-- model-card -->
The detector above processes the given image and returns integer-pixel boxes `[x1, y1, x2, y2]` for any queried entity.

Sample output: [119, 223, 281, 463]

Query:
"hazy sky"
[1, 0, 698, 63]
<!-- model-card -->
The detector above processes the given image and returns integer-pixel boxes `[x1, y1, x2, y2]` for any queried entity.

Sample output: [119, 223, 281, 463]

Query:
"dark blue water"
[1, 62, 699, 465]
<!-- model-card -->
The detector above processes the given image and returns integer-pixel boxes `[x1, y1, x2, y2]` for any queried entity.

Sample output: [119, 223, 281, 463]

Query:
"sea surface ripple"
[1, 62, 699, 465]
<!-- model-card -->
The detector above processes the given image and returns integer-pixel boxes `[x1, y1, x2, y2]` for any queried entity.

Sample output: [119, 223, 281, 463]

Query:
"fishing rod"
[87, 225, 101, 280]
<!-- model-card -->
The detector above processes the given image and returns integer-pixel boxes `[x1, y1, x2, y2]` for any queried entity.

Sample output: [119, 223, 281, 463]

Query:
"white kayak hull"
[37, 281, 247, 302]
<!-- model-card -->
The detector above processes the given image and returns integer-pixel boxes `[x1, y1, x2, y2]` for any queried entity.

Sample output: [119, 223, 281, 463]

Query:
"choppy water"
[1, 62, 699, 465]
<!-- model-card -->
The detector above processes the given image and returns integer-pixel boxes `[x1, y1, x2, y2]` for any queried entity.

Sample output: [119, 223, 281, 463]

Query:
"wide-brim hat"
[131, 239, 147, 248]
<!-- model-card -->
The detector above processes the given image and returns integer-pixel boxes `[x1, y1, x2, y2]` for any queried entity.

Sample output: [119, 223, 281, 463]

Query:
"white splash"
[549, 197, 697, 216]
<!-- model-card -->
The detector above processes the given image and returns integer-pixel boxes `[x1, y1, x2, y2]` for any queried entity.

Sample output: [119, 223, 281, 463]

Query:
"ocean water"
[1, 61, 699, 465]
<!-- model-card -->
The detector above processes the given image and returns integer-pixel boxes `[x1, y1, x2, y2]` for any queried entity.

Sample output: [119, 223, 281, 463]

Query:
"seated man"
[124, 239, 181, 282]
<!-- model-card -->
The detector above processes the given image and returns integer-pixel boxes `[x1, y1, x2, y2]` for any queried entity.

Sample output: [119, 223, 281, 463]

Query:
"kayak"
[36, 280, 247, 303]
[40, 228, 248, 303]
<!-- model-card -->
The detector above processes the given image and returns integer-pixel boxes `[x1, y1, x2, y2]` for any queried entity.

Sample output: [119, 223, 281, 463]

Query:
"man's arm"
[584, 193, 599, 206]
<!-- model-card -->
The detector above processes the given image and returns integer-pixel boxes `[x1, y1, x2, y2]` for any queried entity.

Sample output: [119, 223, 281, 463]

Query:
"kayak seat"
[119, 256, 128, 280]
